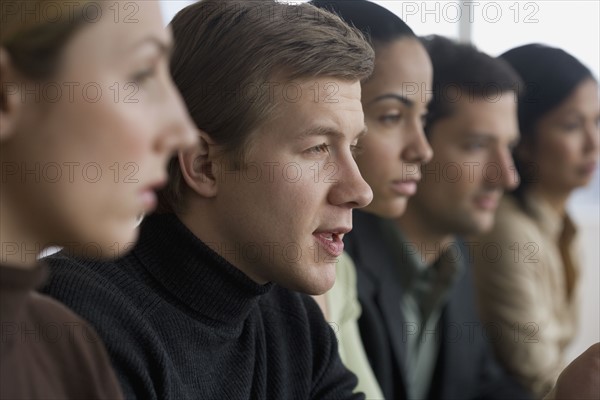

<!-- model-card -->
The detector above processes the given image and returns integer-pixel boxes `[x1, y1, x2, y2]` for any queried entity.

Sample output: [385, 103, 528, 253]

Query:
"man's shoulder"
[260, 285, 324, 322]
[41, 251, 154, 328]
[43, 252, 127, 296]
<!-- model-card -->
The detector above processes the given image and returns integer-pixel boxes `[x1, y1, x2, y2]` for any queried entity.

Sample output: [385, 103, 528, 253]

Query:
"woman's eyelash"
[131, 67, 156, 84]
[350, 144, 363, 158]
[380, 114, 401, 123]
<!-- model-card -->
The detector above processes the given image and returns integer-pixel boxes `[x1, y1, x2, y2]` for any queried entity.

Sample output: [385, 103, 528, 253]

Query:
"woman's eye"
[131, 66, 157, 84]
[561, 122, 580, 132]
[379, 114, 402, 124]
[308, 143, 330, 155]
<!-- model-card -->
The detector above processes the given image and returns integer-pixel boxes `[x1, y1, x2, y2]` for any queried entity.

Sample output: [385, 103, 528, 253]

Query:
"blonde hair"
[1, 0, 97, 78]
[159, 0, 374, 213]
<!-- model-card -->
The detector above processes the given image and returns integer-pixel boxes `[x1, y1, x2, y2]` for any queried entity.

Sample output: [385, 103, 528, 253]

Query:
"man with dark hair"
[345, 35, 532, 399]
[42, 1, 374, 398]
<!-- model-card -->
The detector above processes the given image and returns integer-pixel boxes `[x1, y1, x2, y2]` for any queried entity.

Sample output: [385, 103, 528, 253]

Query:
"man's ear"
[0, 48, 24, 141]
[179, 130, 219, 198]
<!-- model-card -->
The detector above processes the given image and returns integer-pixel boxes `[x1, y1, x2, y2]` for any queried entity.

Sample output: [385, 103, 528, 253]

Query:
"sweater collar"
[133, 213, 272, 327]
[522, 192, 577, 243]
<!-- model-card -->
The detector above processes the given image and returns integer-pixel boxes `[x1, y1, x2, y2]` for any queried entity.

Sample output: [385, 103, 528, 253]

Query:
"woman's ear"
[0, 48, 24, 141]
[179, 130, 219, 198]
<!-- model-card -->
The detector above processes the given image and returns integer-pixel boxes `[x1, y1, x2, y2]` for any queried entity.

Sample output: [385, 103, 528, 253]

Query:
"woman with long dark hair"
[310, 1, 432, 398]
[473, 44, 599, 397]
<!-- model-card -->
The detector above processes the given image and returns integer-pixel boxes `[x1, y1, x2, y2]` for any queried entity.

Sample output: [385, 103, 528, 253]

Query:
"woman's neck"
[395, 207, 454, 267]
[0, 198, 42, 269]
[528, 185, 571, 217]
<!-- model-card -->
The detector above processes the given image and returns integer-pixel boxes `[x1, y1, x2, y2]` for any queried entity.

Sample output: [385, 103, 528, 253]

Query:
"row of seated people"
[1, 0, 598, 399]
[311, 1, 599, 399]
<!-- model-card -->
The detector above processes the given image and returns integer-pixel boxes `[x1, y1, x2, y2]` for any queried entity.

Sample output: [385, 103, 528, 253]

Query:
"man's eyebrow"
[464, 132, 520, 144]
[464, 132, 495, 141]
[297, 125, 368, 141]
[368, 93, 414, 107]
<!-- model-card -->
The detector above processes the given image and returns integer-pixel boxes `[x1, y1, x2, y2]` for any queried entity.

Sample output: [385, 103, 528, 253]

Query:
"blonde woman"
[0, 2, 196, 398]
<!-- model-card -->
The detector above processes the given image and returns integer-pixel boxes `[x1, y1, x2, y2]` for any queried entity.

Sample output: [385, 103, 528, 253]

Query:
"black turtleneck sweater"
[41, 214, 362, 400]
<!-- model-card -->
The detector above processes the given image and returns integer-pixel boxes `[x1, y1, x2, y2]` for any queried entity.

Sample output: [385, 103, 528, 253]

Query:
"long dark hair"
[310, 0, 416, 47]
[501, 44, 595, 203]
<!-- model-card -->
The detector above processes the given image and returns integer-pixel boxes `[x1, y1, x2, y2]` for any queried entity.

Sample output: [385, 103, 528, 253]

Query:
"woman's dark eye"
[131, 67, 156, 84]
[561, 122, 580, 132]
[380, 114, 402, 124]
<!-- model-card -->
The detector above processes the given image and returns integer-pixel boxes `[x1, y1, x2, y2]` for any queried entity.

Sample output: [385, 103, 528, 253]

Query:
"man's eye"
[465, 142, 486, 151]
[308, 143, 331, 154]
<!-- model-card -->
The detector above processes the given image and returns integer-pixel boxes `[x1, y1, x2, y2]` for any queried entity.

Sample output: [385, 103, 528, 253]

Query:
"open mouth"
[313, 232, 345, 258]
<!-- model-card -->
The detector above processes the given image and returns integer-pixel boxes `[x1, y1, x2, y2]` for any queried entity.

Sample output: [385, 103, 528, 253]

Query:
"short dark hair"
[500, 43, 594, 202]
[158, 0, 375, 214]
[421, 35, 522, 134]
[310, 0, 415, 48]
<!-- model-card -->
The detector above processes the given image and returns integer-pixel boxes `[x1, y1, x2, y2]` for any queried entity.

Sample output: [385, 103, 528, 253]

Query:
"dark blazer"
[345, 211, 531, 400]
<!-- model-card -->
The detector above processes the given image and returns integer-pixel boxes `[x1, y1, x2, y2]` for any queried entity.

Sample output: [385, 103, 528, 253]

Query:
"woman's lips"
[313, 232, 345, 258]
[579, 161, 598, 176]
[140, 189, 157, 211]
[390, 180, 418, 196]
[139, 179, 166, 212]
[473, 195, 499, 211]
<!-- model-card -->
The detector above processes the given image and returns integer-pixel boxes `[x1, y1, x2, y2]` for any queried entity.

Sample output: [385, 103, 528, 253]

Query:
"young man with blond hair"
[42, 1, 375, 398]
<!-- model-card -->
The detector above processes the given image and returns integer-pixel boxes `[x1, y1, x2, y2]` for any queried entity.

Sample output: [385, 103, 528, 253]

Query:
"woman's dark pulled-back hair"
[309, 0, 415, 47]
[500, 44, 595, 201]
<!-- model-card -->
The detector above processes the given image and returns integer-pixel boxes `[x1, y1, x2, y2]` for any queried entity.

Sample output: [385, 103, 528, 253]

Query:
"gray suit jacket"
[344, 211, 531, 400]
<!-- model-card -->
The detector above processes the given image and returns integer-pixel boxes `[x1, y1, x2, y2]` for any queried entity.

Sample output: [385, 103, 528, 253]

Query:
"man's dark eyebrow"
[464, 132, 495, 141]
[297, 126, 368, 141]
[368, 94, 414, 107]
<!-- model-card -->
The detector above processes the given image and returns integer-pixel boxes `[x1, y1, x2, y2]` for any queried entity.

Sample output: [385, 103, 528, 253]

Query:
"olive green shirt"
[380, 220, 464, 400]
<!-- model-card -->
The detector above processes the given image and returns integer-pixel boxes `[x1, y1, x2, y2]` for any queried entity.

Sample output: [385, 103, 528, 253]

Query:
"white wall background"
[159, 0, 600, 363]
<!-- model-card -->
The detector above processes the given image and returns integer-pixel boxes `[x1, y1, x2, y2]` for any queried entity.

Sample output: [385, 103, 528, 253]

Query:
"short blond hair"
[158, 0, 375, 213]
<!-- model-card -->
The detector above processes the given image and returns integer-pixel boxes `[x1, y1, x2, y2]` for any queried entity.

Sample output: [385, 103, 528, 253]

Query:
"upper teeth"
[323, 234, 334, 241]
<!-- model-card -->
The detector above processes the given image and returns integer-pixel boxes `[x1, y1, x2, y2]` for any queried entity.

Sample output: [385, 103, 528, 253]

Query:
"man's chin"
[295, 266, 337, 296]
[454, 212, 496, 236]
[472, 213, 496, 235]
